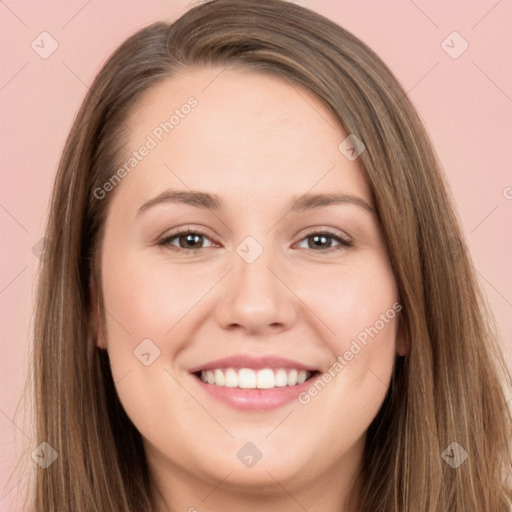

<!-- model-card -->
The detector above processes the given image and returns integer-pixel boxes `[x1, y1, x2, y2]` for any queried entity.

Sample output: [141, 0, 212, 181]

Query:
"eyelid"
[297, 226, 352, 243]
[157, 226, 218, 250]
[293, 227, 353, 253]
[157, 226, 353, 253]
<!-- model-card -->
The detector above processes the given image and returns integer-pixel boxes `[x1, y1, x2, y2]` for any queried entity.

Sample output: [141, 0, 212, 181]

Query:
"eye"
[157, 227, 353, 254]
[295, 230, 353, 253]
[158, 228, 216, 252]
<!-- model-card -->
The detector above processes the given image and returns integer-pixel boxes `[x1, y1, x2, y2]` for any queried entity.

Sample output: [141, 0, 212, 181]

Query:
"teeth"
[224, 368, 238, 388]
[257, 369, 275, 389]
[298, 370, 308, 384]
[275, 369, 288, 387]
[288, 369, 298, 386]
[239, 368, 257, 389]
[214, 369, 225, 386]
[199, 368, 313, 389]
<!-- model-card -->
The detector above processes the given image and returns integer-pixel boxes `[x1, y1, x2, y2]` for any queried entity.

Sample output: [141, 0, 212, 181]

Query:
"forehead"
[117, 66, 371, 211]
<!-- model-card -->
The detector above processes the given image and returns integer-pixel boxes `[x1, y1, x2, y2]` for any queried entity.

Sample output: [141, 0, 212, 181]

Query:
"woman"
[30, 0, 512, 510]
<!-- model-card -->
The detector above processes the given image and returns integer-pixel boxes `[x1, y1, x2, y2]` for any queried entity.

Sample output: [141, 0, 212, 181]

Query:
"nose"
[215, 242, 298, 336]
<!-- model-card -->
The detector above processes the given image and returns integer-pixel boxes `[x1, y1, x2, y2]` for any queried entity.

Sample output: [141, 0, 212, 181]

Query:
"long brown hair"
[28, 0, 512, 510]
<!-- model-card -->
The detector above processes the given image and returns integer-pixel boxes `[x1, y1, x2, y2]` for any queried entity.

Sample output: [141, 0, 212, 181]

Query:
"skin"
[93, 66, 407, 512]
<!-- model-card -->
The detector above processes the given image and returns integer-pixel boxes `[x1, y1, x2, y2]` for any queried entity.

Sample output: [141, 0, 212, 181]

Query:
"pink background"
[1, 1, 511, 509]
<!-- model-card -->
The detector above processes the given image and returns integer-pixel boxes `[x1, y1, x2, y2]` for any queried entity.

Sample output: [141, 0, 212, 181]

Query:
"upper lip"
[188, 354, 319, 373]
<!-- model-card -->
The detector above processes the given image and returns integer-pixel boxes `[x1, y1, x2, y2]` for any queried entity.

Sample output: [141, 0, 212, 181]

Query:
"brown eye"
[296, 231, 353, 252]
[158, 229, 215, 252]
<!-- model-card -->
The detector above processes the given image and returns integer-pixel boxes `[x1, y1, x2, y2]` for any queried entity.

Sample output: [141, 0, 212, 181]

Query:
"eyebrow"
[137, 189, 375, 216]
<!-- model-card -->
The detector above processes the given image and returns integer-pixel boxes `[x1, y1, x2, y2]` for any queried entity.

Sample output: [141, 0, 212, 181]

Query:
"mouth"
[188, 355, 322, 411]
[192, 367, 320, 389]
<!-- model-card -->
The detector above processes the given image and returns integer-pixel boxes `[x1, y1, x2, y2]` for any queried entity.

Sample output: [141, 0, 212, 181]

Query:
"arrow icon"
[35, 39, 45, 48]
[31, 442, 58, 468]
[441, 31, 468, 59]
[236, 236, 263, 263]
[339, 134, 365, 161]
[237, 442, 262, 467]
[441, 441, 468, 468]
[134, 339, 161, 365]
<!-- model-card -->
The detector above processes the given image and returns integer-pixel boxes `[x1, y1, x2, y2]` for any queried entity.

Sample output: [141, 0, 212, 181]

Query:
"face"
[94, 66, 406, 500]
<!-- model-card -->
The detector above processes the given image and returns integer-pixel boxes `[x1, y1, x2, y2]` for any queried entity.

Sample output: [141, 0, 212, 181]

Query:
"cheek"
[99, 254, 192, 438]
[298, 253, 399, 345]
[99, 251, 174, 394]
[101, 251, 213, 344]
[99, 250, 221, 415]
[296, 254, 399, 414]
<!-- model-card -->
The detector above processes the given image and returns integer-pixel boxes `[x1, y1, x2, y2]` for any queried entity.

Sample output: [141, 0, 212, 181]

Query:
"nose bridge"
[215, 233, 297, 333]
[233, 234, 283, 307]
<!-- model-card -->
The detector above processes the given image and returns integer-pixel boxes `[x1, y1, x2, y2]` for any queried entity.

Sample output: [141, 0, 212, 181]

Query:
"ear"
[89, 273, 107, 350]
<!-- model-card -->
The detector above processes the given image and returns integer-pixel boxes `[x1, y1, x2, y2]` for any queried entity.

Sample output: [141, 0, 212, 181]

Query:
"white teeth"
[275, 369, 288, 387]
[298, 370, 308, 384]
[214, 369, 225, 386]
[224, 368, 238, 388]
[238, 368, 257, 389]
[257, 369, 275, 389]
[199, 367, 313, 389]
[287, 369, 298, 386]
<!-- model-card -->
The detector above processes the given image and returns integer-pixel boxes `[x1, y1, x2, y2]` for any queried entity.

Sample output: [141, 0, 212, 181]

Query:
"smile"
[188, 354, 321, 411]
[198, 367, 315, 389]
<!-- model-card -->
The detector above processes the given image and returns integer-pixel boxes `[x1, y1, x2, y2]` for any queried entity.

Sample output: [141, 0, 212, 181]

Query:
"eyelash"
[157, 227, 353, 254]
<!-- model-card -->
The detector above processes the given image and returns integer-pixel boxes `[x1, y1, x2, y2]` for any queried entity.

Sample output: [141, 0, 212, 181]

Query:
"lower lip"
[191, 373, 319, 411]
